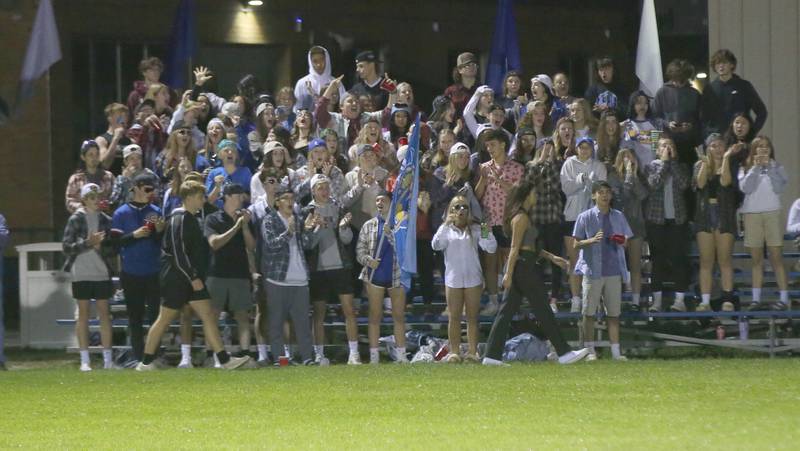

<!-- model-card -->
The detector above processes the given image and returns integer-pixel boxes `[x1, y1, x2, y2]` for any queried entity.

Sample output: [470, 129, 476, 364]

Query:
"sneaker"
[441, 307, 450, 318]
[135, 361, 156, 371]
[585, 352, 598, 362]
[315, 356, 330, 367]
[773, 301, 790, 311]
[256, 359, 272, 368]
[347, 353, 362, 365]
[570, 298, 582, 313]
[670, 299, 686, 312]
[747, 301, 763, 311]
[462, 353, 480, 363]
[395, 354, 410, 364]
[302, 359, 318, 366]
[222, 355, 251, 370]
[177, 360, 194, 369]
[79, 363, 92, 372]
[613, 355, 629, 361]
[480, 300, 499, 316]
[481, 357, 510, 367]
[648, 303, 661, 313]
[696, 302, 710, 312]
[550, 299, 558, 314]
[546, 351, 558, 361]
[444, 353, 462, 363]
[557, 348, 590, 365]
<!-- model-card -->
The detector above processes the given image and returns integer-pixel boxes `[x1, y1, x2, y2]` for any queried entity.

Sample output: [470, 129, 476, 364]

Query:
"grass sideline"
[1, 358, 799, 449]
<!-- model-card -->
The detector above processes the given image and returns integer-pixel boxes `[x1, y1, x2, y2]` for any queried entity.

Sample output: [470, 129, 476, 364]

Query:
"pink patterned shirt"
[480, 159, 524, 226]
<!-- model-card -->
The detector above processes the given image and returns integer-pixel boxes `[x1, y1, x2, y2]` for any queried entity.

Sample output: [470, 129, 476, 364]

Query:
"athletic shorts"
[492, 226, 510, 248]
[581, 275, 623, 317]
[207, 277, 252, 312]
[310, 268, 354, 302]
[72, 280, 113, 300]
[160, 274, 210, 310]
[743, 211, 783, 248]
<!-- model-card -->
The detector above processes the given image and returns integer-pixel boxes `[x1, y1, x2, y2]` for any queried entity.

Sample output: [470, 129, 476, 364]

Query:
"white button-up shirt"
[432, 223, 497, 288]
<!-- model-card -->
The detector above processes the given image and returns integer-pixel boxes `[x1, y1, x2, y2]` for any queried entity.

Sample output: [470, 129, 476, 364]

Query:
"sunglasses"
[453, 204, 469, 211]
[266, 178, 277, 185]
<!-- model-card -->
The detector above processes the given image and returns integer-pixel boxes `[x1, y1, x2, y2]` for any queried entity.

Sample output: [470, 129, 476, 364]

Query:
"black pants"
[121, 272, 160, 361]
[485, 251, 571, 360]
[646, 221, 690, 292]
[539, 222, 564, 299]
[412, 239, 434, 304]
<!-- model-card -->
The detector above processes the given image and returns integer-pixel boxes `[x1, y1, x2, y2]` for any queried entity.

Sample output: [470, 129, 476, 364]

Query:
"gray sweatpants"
[265, 281, 313, 362]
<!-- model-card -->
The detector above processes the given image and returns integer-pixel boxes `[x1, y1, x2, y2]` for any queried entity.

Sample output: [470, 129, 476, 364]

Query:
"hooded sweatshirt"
[560, 155, 607, 221]
[293, 47, 346, 112]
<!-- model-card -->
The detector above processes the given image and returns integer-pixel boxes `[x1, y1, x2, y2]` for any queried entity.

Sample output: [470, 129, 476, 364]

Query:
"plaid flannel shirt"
[65, 170, 115, 214]
[644, 159, 691, 224]
[62, 209, 116, 273]
[529, 160, 564, 225]
[356, 216, 401, 287]
[259, 209, 319, 282]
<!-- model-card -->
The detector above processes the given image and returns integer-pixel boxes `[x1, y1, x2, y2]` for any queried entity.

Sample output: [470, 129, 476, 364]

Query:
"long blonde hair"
[161, 130, 198, 175]
[444, 152, 471, 187]
[613, 148, 637, 176]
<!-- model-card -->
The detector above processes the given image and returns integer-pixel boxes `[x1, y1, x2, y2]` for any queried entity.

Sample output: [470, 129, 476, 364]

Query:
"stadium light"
[696, 72, 708, 79]
[248, 0, 263, 5]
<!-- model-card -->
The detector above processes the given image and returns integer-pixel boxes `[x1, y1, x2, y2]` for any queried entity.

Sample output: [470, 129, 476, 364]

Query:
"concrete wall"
[708, 0, 800, 214]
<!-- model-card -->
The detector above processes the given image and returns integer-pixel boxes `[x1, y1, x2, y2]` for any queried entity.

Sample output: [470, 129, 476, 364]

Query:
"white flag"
[14, 0, 62, 114]
[635, 0, 663, 98]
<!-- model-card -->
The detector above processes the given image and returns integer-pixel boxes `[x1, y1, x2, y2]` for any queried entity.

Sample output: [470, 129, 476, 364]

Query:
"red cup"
[611, 234, 626, 245]
[278, 356, 289, 367]
[145, 221, 156, 233]
[97, 199, 110, 211]
[434, 345, 449, 361]
[380, 78, 397, 92]
[398, 137, 409, 147]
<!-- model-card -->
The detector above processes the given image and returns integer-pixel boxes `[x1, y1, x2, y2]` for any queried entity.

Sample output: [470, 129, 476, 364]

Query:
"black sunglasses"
[453, 204, 469, 211]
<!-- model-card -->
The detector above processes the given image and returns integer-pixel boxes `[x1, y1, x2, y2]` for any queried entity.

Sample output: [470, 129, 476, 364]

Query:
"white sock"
[102, 349, 113, 365]
[213, 353, 220, 367]
[284, 345, 292, 358]
[489, 294, 498, 304]
[652, 291, 663, 308]
[780, 290, 789, 304]
[585, 341, 596, 353]
[257, 344, 268, 361]
[314, 345, 325, 358]
[611, 343, 621, 358]
[752, 288, 762, 303]
[180, 344, 192, 362]
[79, 350, 90, 365]
[396, 347, 406, 360]
[348, 341, 359, 354]
[369, 347, 380, 363]
[701, 294, 711, 305]
[632, 293, 640, 304]
[675, 292, 685, 303]
[572, 295, 581, 303]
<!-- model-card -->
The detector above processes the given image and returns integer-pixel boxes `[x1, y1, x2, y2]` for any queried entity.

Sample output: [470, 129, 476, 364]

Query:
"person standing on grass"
[110, 174, 166, 365]
[62, 184, 117, 372]
[738, 136, 790, 311]
[356, 190, 409, 364]
[573, 181, 633, 361]
[482, 179, 590, 366]
[432, 195, 497, 363]
[136, 181, 250, 371]
[204, 183, 256, 367]
[0, 213, 9, 371]
[302, 174, 359, 365]
[261, 185, 320, 366]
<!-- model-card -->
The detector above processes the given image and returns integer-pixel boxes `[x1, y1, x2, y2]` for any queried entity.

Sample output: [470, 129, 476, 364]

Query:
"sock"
[180, 344, 191, 362]
[80, 349, 90, 365]
[780, 290, 789, 305]
[396, 347, 406, 360]
[142, 353, 155, 365]
[611, 343, 621, 359]
[102, 348, 113, 365]
[752, 288, 762, 303]
[585, 341, 596, 353]
[632, 293, 641, 305]
[489, 294, 498, 304]
[314, 345, 325, 358]
[701, 294, 711, 305]
[369, 347, 379, 362]
[257, 344, 268, 361]
[348, 341, 359, 354]
[572, 295, 581, 303]
[284, 345, 292, 358]
[675, 292, 685, 303]
[216, 351, 230, 365]
[652, 291, 663, 308]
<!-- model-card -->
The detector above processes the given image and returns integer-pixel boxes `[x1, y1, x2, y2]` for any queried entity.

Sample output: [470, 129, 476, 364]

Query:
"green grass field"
[1, 356, 799, 450]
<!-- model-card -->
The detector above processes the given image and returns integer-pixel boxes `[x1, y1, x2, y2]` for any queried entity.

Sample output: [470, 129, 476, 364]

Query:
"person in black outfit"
[703, 49, 768, 136]
[349, 50, 388, 110]
[136, 181, 250, 371]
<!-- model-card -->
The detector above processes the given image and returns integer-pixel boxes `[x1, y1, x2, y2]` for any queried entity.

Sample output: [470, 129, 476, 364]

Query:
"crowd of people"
[61, 47, 800, 371]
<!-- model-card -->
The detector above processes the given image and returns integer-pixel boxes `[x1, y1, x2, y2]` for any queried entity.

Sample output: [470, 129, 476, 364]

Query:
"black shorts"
[310, 268, 354, 302]
[72, 280, 113, 300]
[491, 226, 511, 248]
[563, 221, 577, 237]
[160, 272, 210, 310]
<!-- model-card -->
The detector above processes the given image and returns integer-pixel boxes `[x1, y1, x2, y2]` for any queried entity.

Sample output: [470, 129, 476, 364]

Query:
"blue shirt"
[572, 206, 632, 282]
[371, 216, 394, 285]
[111, 203, 163, 276]
[205, 165, 253, 208]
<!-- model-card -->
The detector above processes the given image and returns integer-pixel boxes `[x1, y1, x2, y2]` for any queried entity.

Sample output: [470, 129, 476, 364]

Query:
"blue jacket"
[111, 203, 162, 276]
[572, 206, 633, 282]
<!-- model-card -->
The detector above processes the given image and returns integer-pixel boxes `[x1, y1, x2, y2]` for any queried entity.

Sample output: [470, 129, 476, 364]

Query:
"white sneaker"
[585, 352, 598, 362]
[347, 353, 362, 365]
[315, 356, 330, 367]
[480, 300, 499, 316]
[441, 307, 450, 318]
[135, 361, 156, 371]
[670, 299, 686, 312]
[79, 363, 92, 372]
[177, 360, 194, 369]
[570, 298, 582, 313]
[481, 357, 510, 367]
[546, 351, 558, 361]
[558, 348, 590, 364]
[613, 355, 628, 362]
[444, 353, 462, 363]
[222, 355, 251, 370]
[550, 300, 558, 314]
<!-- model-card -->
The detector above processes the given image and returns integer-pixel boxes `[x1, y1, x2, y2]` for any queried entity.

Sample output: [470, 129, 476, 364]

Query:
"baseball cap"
[531, 74, 553, 92]
[263, 140, 287, 156]
[308, 137, 327, 150]
[449, 142, 470, 156]
[355, 50, 380, 63]
[576, 136, 595, 149]
[457, 52, 477, 67]
[122, 144, 142, 160]
[80, 183, 101, 199]
[310, 174, 330, 191]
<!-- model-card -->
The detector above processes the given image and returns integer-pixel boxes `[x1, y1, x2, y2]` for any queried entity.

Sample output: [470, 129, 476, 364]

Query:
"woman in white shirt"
[738, 135, 790, 310]
[432, 195, 497, 362]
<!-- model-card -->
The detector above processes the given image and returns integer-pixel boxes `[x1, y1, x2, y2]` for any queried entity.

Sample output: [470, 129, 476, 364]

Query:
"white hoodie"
[560, 155, 607, 221]
[293, 46, 346, 112]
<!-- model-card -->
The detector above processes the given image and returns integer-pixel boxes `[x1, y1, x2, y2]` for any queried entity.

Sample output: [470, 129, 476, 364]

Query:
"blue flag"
[164, 0, 197, 89]
[388, 115, 421, 290]
[485, 0, 522, 93]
